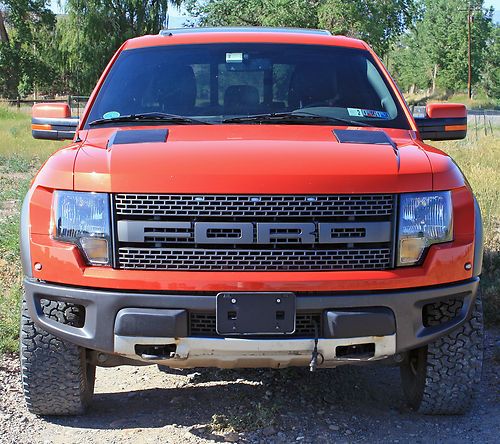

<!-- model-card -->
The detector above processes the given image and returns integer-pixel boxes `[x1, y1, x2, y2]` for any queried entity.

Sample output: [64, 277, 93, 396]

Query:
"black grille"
[115, 194, 394, 218]
[189, 312, 321, 337]
[113, 194, 395, 271]
[118, 247, 392, 271]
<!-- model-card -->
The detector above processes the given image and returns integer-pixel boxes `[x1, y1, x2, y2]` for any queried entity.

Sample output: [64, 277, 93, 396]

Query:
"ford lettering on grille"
[117, 221, 391, 244]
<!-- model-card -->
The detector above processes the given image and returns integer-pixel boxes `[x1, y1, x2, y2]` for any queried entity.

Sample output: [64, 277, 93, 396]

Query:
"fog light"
[80, 237, 109, 264]
[399, 237, 426, 264]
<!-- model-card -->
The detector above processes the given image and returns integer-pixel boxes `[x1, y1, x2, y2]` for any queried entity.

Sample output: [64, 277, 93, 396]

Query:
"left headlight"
[52, 191, 112, 265]
[397, 191, 453, 266]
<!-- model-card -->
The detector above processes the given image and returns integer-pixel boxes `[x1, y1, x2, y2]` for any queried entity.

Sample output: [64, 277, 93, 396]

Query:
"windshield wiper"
[222, 111, 372, 127]
[89, 112, 211, 126]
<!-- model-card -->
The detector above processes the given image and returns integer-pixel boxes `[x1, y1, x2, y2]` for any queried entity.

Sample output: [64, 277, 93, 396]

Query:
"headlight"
[52, 191, 111, 265]
[397, 191, 453, 266]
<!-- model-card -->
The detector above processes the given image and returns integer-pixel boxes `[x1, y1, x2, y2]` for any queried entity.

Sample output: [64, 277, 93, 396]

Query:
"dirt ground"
[1, 329, 499, 444]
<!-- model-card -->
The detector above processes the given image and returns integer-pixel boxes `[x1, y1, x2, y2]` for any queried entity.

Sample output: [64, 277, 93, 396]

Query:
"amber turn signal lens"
[32, 124, 52, 130]
[399, 237, 426, 265]
[80, 237, 109, 265]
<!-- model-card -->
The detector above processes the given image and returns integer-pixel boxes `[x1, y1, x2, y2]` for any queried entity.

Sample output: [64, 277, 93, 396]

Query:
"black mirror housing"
[415, 103, 467, 141]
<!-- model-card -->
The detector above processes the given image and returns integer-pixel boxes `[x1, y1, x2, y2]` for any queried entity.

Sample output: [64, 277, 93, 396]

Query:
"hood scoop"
[333, 129, 399, 170]
[333, 129, 396, 147]
[107, 129, 168, 148]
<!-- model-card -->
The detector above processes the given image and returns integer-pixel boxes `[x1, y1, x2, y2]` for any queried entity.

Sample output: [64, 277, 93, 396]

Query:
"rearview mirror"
[32, 103, 79, 140]
[414, 103, 467, 141]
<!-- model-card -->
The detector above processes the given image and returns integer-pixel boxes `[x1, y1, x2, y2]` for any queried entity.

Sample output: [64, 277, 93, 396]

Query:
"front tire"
[400, 293, 484, 415]
[20, 295, 96, 415]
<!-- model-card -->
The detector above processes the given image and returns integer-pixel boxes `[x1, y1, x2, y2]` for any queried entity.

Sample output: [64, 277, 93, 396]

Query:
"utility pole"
[467, 5, 472, 99]
[461, 3, 483, 99]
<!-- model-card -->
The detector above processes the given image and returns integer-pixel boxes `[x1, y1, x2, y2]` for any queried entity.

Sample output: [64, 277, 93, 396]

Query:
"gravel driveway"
[1, 329, 499, 444]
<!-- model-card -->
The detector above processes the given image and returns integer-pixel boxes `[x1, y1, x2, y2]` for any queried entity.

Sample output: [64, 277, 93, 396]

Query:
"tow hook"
[136, 344, 176, 360]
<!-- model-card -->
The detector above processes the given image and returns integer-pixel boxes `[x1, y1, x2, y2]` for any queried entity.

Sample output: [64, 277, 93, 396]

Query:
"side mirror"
[414, 103, 467, 141]
[32, 103, 79, 140]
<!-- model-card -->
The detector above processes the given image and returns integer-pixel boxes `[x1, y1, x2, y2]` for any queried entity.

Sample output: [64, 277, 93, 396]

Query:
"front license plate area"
[216, 292, 296, 336]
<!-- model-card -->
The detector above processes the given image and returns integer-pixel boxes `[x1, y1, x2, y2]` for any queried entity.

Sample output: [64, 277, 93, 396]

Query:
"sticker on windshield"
[103, 111, 120, 119]
[226, 52, 244, 63]
[347, 108, 390, 119]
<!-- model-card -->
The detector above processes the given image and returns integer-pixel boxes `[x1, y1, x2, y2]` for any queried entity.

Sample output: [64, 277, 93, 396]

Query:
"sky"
[50, 1, 500, 26]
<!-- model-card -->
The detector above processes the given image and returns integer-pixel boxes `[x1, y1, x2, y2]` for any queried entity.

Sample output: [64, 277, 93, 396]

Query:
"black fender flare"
[473, 197, 483, 277]
[20, 191, 33, 278]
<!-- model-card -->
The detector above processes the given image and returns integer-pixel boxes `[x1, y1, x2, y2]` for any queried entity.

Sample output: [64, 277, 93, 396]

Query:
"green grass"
[0, 107, 63, 161]
[0, 287, 21, 352]
[208, 403, 278, 433]
[0, 105, 65, 353]
[0, 105, 499, 354]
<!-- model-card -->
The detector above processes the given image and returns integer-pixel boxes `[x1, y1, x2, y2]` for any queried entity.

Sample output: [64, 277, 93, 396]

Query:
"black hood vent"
[333, 129, 396, 148]
[107, 129, 168, 148]
[333, 129, 399, 170]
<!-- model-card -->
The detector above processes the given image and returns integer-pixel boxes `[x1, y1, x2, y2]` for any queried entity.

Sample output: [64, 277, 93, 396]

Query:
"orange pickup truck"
[20, 27, 483, 416]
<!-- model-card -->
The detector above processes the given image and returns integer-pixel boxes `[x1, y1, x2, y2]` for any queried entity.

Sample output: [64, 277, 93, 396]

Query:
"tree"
[391, 0, 494, 95]
[186, 0, 321, 28]
[187, 0, 418, 57]
[0, 0, 56, 98]
[480, 24, 499, 100]
[58, 1, 184, 95]
[318, 0, 420, 57]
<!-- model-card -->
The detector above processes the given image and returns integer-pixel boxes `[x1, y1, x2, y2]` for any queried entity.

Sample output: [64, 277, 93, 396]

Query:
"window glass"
[86, 43, 410, 129]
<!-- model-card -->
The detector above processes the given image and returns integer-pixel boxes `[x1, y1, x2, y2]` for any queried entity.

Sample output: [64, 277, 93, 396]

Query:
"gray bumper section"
[24, 277, 479, 356]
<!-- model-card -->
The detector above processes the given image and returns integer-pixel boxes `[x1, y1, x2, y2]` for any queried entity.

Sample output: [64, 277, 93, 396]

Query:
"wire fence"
[0, 96, 89, 118]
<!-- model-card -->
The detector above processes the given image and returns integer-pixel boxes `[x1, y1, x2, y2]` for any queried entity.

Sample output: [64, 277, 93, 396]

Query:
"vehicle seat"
[224, 85, 260, 115]
[154, 65, 197, 115]
[288, 65, 339, 110]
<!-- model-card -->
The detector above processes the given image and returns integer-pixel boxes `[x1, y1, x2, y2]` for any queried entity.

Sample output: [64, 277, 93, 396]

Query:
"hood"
[73, 125, 433, 193]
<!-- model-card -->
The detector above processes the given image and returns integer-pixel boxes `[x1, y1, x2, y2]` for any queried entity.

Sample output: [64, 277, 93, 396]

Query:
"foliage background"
[0, 0, 498, 105]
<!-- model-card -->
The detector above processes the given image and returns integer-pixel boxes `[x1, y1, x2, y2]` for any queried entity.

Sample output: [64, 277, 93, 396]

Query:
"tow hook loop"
[136, 344, 176, 360]
[309, 321, 319, 372]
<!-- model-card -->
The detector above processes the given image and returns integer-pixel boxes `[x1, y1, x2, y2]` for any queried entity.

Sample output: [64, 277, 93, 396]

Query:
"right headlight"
[397, 191, 453, 266]
[51, 191, 112, 265]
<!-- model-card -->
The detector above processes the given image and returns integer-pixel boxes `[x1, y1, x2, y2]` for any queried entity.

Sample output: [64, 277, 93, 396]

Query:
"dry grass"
[0, 105, 499, 353]
[436, 123, 500, 324]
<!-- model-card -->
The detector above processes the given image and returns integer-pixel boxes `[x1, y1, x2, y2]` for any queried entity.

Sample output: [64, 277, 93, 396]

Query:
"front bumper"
[24, 277, 479, 368]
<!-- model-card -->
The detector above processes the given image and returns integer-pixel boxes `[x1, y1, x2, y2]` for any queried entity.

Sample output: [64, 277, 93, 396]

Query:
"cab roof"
[123, 27, 368, 51]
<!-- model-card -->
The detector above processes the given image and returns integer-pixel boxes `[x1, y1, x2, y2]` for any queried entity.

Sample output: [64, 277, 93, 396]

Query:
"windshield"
[85, 43, 411, 129]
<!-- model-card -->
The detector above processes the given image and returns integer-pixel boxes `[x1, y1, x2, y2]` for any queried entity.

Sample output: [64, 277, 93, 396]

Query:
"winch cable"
[309, 320, 324, 372]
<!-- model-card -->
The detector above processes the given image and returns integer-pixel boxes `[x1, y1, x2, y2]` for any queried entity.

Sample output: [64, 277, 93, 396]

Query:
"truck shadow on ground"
[46, 365, 412, 430]
[41, 337, 499, 442]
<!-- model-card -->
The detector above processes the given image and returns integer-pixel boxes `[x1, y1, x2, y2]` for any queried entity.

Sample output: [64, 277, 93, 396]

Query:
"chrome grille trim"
[115, 194, 394, 218]
[118, 247, 392, 271]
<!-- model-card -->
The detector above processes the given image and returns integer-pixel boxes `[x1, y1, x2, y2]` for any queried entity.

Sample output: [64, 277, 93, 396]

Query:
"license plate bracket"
[216, 292, 296, 336]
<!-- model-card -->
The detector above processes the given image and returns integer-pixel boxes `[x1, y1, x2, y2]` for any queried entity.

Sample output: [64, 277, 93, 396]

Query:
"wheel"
[400, 293, 484, 415]
[20, 295, 96, 415]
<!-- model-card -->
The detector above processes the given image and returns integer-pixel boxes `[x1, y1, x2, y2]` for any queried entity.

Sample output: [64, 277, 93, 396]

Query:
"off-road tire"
[400, 293, 484, 415]
[20, 295, 96, 416]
